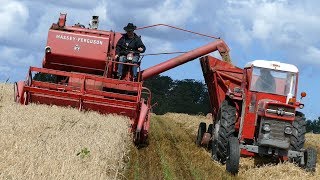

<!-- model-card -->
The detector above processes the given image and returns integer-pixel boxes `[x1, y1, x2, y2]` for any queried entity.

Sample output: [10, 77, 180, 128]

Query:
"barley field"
[0, 83, 131, 179]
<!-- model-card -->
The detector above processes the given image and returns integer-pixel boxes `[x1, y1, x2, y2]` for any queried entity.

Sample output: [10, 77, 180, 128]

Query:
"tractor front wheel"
[290, 111, 306, 163]
[226, 136, 240, 175]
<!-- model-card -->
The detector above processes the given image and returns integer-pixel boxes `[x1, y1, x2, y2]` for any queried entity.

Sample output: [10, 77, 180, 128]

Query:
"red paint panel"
[44, 30, 110, 73]
[200, 56, 243, 119]
[82, 100, 137, 119]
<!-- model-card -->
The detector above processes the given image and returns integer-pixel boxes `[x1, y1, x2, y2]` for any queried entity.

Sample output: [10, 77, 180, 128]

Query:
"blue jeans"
[117, 55, 139, 78]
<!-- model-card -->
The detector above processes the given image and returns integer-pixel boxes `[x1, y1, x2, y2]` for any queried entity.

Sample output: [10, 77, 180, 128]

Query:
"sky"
[0, 0, 319, 119]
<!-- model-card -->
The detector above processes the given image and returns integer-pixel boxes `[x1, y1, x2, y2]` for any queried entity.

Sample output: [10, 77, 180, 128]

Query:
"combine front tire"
[226, 136, 240, 175]
[196, 122, 206, 147]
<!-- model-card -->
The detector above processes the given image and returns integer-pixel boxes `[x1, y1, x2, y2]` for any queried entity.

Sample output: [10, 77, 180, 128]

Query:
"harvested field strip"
[0, 83, 131, 179]
[124, 115, 234, 180]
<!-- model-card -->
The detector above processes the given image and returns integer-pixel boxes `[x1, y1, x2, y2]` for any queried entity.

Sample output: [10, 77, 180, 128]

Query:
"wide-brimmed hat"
[123, 23, 137, 31]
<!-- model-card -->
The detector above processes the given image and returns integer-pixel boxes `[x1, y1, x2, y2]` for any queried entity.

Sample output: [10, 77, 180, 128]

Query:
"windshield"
[250, 67, 297, 96]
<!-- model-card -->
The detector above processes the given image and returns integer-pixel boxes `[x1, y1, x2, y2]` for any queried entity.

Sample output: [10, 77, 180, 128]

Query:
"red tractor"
[197, 56, 317, 174]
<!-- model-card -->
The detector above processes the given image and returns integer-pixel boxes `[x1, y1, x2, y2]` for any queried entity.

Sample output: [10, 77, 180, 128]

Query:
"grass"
[124, 115, 234, 180]
[0, 83, 131, 179]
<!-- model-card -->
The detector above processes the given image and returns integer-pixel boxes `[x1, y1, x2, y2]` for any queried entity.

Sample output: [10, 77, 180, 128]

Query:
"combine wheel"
[213, 99, 237, 164]
[226, 136, 240, 175]
[302, 148, 317, 172]
[196, 122, 206, 147]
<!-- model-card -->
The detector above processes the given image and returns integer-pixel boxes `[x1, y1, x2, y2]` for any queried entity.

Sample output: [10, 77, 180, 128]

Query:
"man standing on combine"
[115, 23, 146, 80]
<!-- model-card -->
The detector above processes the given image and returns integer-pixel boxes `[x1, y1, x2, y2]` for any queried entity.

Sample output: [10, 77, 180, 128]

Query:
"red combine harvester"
[14, 14, 231, 145]
[196, 56, 317, 173]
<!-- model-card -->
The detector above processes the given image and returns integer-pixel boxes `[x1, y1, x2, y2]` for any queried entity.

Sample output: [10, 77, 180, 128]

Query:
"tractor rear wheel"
[196, 122, 206, 147]
[290, 111, 306, 163]
[213, 99, 237, 164]
[303, 148, 317, 172]
[226, 136, 240, 175]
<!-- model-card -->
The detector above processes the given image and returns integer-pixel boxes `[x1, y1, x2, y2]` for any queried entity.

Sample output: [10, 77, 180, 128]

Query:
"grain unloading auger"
[14, 13, 230, 145]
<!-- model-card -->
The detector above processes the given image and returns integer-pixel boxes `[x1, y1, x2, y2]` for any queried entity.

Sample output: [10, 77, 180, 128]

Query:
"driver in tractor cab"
[254, 68, 276, 93]
[115, 23, 146, 80]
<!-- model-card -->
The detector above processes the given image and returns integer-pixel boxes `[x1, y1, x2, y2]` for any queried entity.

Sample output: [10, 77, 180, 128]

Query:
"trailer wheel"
[226, 136, 240, 175]
[290, 111, 306, 163]
[207, 124, 213, 150]
[211, 119, 219, 160]
[215, 99, 237, 164]
[303, 148, 317, 172]
[196, 122, 206, 147]
[207, 124, 213, 135]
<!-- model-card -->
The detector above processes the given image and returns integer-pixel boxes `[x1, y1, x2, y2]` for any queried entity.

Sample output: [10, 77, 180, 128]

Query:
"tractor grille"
[266, 104, 295, 117]
[258, 118, 292, 149]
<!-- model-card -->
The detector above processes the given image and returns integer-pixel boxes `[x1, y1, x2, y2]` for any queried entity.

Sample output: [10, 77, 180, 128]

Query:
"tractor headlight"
[284, 126, 292, 134]
[263, 123, 271, 132]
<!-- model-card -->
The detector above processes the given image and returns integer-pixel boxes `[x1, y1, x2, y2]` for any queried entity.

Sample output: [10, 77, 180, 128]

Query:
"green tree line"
[144, 75, 210, 115]
[306, 117, 320, 134]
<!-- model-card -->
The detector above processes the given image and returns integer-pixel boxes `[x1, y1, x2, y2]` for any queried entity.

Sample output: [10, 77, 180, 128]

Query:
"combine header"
[14, 13, 230, 145]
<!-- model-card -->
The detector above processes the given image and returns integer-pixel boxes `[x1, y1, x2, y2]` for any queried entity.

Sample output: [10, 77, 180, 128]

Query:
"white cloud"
[201, 0, 320, 66]
[0, 1, 29, 38]
[303, 46, 320, 64]
[146, 0, 196, 25]
[143, 36, 175, 53]
[0, 47, 38, 66]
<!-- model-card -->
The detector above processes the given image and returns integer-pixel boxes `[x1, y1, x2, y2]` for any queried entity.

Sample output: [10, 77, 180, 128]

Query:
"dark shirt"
[116, 33, 146, 56]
